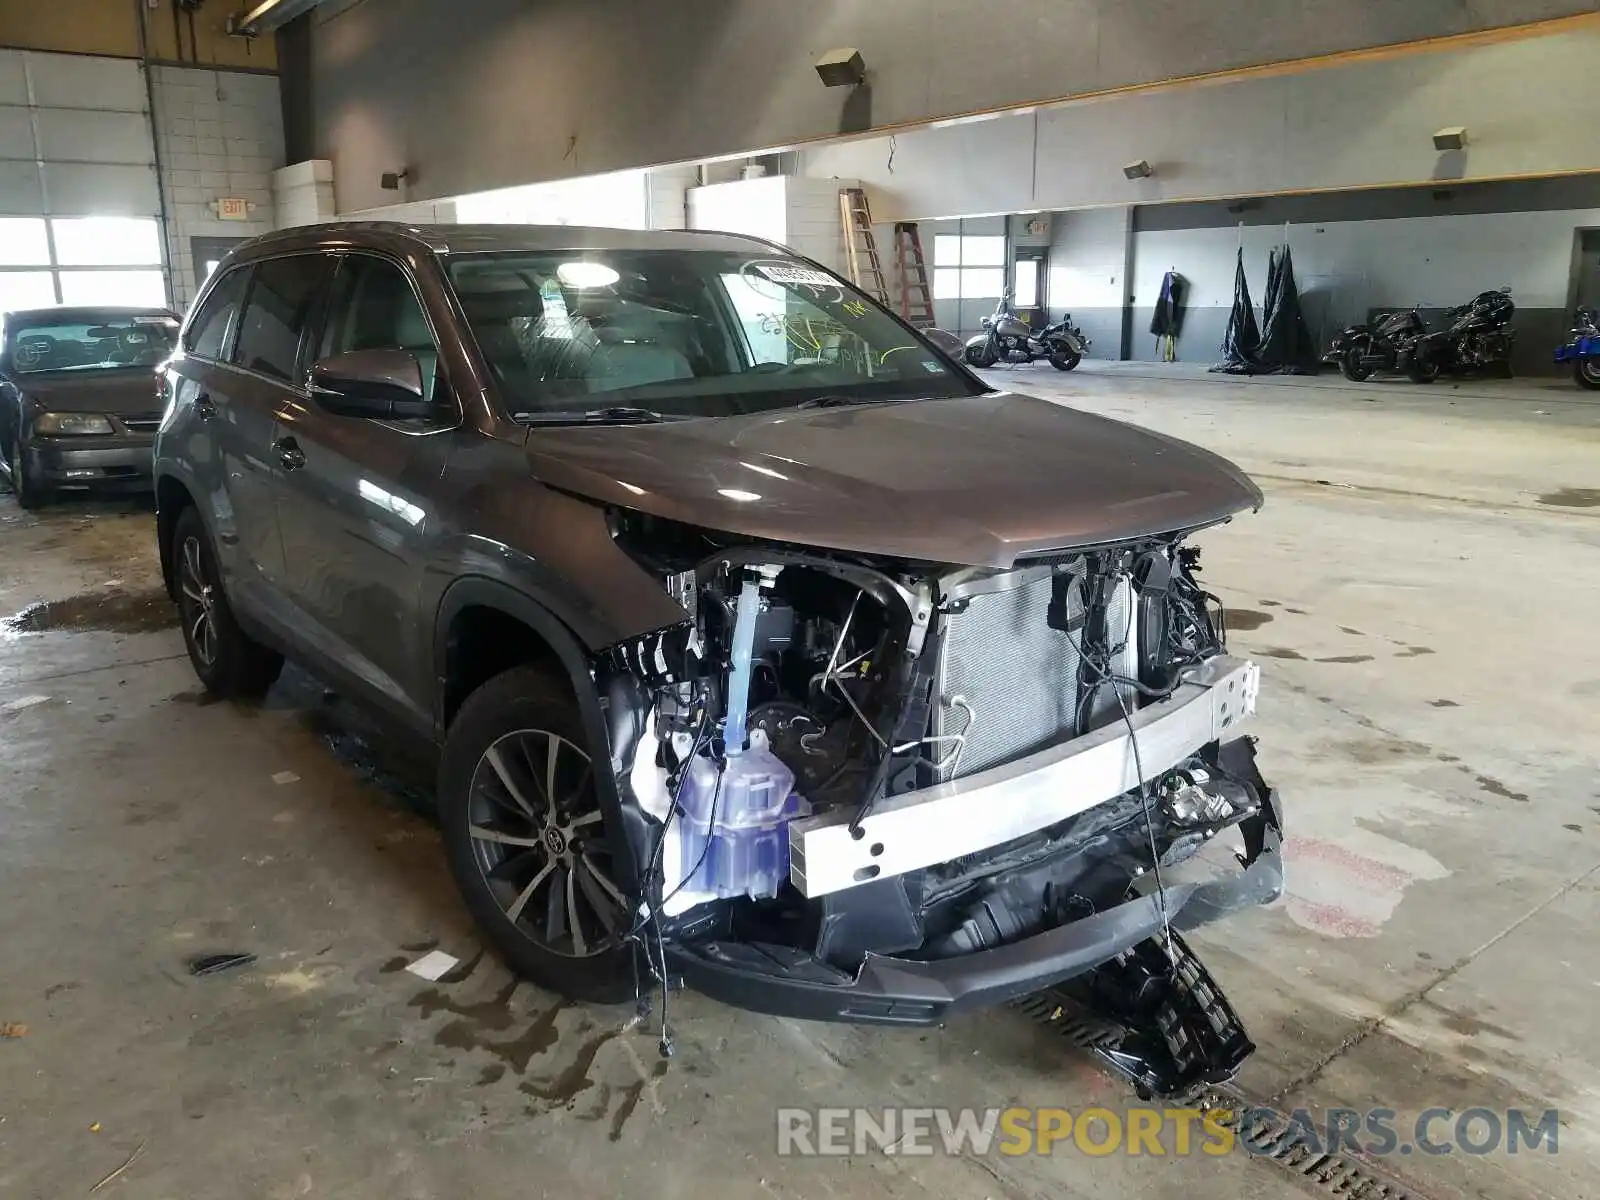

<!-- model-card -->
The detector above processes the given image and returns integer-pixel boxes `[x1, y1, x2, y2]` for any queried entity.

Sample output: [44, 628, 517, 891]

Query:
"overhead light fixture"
[815, 48, 867, 88]
[379, 168, 409, 191]
[228, 0, 325, 37]
[1433, 127, 1467, 152]
[1123, 160, 1154, 180]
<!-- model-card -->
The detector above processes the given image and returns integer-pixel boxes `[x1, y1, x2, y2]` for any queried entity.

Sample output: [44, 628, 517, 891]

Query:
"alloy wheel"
[178, 535, 217, 666]
[465, 729, 627, 958]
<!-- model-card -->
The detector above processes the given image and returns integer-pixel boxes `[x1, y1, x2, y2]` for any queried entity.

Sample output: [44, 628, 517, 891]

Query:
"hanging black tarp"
[1149, 270, 1188, 337]
[1254, 244, 1320, 374]
[1210, 248, 1259, 373]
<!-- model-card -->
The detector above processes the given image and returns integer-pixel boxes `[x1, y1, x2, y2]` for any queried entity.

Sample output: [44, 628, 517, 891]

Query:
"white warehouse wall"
[801, 25, 1600, 219]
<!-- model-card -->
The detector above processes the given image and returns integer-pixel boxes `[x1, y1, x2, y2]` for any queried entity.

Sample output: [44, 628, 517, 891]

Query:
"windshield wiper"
[516, 406, 679, 426]
[794, 394, 892, 410]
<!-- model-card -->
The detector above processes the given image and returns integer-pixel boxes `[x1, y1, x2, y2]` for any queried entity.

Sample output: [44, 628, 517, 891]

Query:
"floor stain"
[401, 939, 439, 953]
[44, 981, 80, 1000]
[379, 956, 408, 974]
[1332, 735, 1433, 764]
[1258, 599, 1282, 608]
[417, 983, 569, 1076]
[1537, 487, 1600, 508]
[1475, 774, 1530, 803]
[169, 688, 221, 707]
[1317, 654, 1374, 664]
[1285, 606, 1308, 615]
[520, 1026, 624, 1108]
[1429, 698, 1460, 708]
[1227, 609, 1274, 631]
[1396, 645, 1436, 658]
[1431, 1003, 1520, 1041]
[610, 1060, 670, 1142]
[1563, 824, 1583, 833]
[477, 1063, 507, 1087]
[1338, 626, 1366, 636]
[1260, 647, 1306, 660]
[5, 586, 176, 635]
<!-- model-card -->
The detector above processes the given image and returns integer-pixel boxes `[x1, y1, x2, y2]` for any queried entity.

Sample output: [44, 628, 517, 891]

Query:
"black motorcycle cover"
[1211, 248, 1260, 374]
[1149, 270, 1188, 337]
[1255, 245, 1320, 375]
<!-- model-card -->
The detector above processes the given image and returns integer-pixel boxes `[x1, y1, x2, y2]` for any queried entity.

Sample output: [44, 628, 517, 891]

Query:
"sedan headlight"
[33, 412, 115, 436]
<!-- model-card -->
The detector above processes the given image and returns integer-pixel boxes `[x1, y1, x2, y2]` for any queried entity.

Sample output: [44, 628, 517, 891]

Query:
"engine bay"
[602, 516, 1275, 977]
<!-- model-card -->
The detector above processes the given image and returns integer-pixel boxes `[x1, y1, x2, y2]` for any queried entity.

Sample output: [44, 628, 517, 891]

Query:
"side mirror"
[308, 349, 436, 420]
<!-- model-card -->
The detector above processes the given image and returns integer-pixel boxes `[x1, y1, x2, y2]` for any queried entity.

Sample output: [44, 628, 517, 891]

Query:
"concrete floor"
[2, 363, 1597, 1199]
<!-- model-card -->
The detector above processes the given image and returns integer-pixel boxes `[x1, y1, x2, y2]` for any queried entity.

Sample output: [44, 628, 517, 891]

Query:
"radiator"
[933, 567, 1137, 782]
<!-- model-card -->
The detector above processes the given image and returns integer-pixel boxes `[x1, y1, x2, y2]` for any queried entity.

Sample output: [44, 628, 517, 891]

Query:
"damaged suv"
[153, 224, 1281, 1073]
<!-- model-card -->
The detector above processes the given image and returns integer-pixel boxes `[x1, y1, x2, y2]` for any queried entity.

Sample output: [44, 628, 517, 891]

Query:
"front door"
[272, 252, 455, 730]
[1012, 248, 1047, 330]
[1572, 230, 1600, 314]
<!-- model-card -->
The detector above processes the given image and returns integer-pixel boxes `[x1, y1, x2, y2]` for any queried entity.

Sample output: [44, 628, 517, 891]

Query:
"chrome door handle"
[275, 436, 305, 471]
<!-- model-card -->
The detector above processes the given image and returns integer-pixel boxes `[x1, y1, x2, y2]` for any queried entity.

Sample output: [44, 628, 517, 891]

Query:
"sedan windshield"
[447, 248, 977, 419]
[8, 313, 178, 374]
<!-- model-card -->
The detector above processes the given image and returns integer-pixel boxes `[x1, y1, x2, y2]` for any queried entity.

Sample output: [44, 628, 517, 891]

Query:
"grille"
[933, 567, 1137, 782]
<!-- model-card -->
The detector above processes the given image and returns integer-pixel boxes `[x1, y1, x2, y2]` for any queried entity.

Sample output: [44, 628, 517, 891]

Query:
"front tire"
[1576, 357, 1600, 391]
[1339, 348, 1374, 382]
[8, 438, 52, 509]
[966, 341, 998, 368]
[171, 506, 283, 698]
[439, 665, 636, 1004]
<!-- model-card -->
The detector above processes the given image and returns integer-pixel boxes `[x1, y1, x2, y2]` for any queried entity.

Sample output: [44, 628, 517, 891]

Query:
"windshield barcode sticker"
[755, 263, 837, 288]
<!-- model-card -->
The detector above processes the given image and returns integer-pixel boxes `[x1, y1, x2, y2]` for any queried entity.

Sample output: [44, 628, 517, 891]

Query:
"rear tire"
[171, 506, 283, 699]
[8, 438, 52, 509]
[1576, 358, 1600, 390]
[1049, 347, 1081, 371]
[438, 665, 637, 1004]
[1339, 348, 1374, 383]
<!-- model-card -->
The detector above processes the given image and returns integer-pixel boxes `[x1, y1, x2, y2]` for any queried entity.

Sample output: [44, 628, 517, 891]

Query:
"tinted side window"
[233, 255, 331, 382]
[185, 267, 249, 359]
[318, 256, 442, 402]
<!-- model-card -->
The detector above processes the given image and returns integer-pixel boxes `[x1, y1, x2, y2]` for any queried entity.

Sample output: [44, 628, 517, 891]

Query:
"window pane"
[962, 268, 1006, 298]
[0, 219, 50, 267]
[186, 267, 250, 359]
[0, 271, 57, 311]
[932, 267, 963, 299]
[233, 256, 331, 381]
[52, 217, 163, 266]
[58, 269, 167, 307]
[960, 236, 1005, 267]
[320, 257, 439, 401]
[5, 315, 177, 374]
[932, 235, 963, 266]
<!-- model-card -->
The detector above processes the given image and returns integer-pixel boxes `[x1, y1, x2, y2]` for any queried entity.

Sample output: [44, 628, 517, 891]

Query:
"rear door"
[211, 254, 334, 613]
[164, 263, 288, 607]
[271, 252, 457, 730]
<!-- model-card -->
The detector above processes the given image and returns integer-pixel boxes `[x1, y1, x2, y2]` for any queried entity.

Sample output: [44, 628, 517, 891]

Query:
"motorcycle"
[1325, 288, 1515, 383]
[965, 293, 1089, 371]
[1423, 288, 1516, 378]
[1553, 307, 1600, 390]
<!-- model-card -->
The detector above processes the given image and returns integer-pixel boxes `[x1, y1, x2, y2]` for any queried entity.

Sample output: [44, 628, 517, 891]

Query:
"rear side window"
[233, 255, 330, 382]
[185, 267, 249, 359]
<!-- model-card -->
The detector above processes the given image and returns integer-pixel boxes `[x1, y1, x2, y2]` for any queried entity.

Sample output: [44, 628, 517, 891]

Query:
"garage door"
[0, 50, 166, 312]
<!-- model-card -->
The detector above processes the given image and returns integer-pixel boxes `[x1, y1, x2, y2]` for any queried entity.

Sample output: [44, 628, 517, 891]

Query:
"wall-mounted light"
[1123, 160, 1154, 181]
[815, 48, 867, 88]
[1433, 127, 1467, 152]
[379, 169, 409, 191]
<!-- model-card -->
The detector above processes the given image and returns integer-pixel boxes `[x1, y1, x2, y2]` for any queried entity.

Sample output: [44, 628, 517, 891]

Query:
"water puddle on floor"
[1537, 487, 1600, 508]
[4, 586, 176, 635]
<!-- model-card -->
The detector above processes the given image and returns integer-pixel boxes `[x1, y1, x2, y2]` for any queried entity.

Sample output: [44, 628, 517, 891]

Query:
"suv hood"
[524, 391, 1262, 567]
[14, 370, 161, 415]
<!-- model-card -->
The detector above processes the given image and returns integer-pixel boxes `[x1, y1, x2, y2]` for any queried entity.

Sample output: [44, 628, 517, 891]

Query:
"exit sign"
[215, 197, 251, 221]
